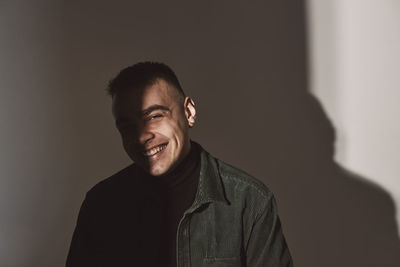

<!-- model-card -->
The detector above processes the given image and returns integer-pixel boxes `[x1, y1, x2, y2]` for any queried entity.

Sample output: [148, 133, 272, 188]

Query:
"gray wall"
[1, 1, 399, 266]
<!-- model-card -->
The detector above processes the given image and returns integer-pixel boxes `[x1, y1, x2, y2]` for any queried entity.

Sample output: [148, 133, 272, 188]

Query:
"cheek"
[175, 113, 189, 134]
[122, 141, 135, 158]
[120, 135, 139, 156]
[170, 122, 187, 143]
[118, 126, 138, 141]
[154, 115, 189, 144]
[121, 136, 135, 154]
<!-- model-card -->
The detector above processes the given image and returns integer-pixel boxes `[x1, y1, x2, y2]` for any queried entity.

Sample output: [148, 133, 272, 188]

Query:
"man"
[67, 62, 293, 266]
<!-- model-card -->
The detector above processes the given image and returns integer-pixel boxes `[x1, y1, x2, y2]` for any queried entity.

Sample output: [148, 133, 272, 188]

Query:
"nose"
[138, 125, 154, 145]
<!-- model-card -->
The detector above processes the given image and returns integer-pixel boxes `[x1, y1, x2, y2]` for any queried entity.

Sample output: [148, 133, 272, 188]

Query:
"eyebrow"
[141, 105, 170, 116]
[115, 105, 171, 127]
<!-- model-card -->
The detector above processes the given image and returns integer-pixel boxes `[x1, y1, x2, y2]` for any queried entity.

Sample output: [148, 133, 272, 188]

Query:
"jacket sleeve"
[245, 195, 294, 267]
[66, 194, 96, 267]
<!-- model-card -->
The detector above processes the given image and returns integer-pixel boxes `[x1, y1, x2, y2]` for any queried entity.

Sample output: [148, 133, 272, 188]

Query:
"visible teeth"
[143, 144, 167, 157]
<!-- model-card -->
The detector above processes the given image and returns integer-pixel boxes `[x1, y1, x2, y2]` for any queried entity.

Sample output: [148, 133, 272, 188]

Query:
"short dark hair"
[106, 62, 185, 98]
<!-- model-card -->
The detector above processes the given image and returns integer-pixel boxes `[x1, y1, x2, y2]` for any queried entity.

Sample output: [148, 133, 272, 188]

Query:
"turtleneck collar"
[156, 141, 200, 190]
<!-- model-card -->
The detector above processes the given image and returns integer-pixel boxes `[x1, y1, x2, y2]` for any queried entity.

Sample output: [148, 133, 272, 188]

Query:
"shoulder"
[204, 152, 278, 221]
[85, 164, 140, 199]
[216, 158, 274, 203]
[217, 158, 271, 197]
[196, 142, 275, 207]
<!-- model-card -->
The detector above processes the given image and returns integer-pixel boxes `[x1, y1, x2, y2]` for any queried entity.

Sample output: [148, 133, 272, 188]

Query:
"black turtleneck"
[155, 141, 201, 267]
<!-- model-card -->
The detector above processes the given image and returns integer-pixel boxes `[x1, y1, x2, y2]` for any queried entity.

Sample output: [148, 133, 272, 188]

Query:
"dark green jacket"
[67, 146, 293, 266]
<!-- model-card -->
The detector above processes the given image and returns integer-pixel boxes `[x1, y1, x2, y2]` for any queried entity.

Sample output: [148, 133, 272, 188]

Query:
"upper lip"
[143, 142, 168, 153]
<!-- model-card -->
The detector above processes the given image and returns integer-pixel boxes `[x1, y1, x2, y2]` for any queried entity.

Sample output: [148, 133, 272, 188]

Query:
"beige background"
[1, 1, 399, 266]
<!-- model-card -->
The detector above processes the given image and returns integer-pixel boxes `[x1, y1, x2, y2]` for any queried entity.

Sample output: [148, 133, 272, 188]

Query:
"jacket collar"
[188, 144, 230, 212]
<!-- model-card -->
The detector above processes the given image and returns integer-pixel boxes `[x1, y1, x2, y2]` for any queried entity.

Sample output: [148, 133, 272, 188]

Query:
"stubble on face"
[112, 79, 194, 176]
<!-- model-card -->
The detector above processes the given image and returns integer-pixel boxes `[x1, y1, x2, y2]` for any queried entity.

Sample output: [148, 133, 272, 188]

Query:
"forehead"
[112, 79, 181, 117]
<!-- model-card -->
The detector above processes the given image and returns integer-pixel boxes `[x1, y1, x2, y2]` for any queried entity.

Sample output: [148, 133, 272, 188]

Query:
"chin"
[149, 170, 167, 177]
[148, 165, 169, 176]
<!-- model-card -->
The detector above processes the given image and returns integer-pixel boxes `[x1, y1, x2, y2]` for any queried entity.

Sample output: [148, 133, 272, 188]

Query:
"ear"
[184, 97, 196, 128]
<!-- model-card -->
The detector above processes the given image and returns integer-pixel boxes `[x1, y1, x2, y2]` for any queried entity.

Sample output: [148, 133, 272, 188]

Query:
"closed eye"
[149, 114, 163, 120]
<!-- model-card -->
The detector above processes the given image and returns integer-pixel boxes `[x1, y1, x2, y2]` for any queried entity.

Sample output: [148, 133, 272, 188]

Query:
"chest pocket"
[203, 257, 242, 267]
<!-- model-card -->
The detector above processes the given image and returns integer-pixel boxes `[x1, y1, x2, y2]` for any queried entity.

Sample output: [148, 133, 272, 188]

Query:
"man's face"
[112, 79, 196, 176]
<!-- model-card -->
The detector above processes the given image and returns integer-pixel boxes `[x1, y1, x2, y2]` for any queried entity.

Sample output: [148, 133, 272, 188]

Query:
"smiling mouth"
[143, 143, 168, 157]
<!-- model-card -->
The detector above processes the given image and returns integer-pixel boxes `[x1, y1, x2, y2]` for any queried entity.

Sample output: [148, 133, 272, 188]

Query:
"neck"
[157, 141, 200, 188]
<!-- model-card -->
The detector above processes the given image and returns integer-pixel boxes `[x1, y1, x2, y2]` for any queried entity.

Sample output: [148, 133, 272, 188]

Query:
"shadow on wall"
[53, 0, 400, 265]
[262, 92, 400, 266]
[9, 0, 398, 266]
